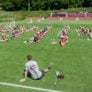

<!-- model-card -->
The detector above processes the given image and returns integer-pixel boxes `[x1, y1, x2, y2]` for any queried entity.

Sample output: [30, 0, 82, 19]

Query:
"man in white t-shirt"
[20, 55, 51, 82]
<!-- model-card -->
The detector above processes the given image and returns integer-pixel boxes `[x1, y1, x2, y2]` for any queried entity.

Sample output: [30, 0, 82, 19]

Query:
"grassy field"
[0, 7, 92, 21]
[0, 19, 92, 92]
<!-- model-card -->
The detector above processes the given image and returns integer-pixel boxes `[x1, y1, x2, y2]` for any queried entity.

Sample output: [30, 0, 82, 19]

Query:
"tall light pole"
[28, 0, 30, 11]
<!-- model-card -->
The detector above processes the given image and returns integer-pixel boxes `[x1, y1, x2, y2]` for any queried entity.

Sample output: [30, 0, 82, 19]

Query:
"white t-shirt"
[25, 60, 42, 79]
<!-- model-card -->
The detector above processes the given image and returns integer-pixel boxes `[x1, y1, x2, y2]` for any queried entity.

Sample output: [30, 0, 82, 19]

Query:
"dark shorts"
[27, 70, 45, 80]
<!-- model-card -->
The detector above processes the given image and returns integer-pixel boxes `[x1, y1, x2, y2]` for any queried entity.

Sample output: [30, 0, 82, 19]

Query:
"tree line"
[0, 0, 92, 11]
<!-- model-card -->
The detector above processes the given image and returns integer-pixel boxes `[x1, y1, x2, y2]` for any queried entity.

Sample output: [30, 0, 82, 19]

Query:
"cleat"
[48, 63, 53, 69]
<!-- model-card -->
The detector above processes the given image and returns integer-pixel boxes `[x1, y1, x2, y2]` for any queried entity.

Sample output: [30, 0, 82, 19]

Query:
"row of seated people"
[11, 25, 39, 39]
[26, 25, 52, 43]
[76, 26, 92, 39]
[0, 25, 29, 42]
[11, 25, 29, 39]
[58, 25, 70, 46]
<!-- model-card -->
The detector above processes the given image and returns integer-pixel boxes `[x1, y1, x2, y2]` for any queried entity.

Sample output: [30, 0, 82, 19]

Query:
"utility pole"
[28, 0, 30, 11]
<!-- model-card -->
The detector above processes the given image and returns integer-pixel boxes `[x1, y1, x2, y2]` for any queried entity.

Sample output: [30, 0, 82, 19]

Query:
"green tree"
[1, 0, 92, 11]
[83, 0, 92, 7]
[1, 0, 23, 10]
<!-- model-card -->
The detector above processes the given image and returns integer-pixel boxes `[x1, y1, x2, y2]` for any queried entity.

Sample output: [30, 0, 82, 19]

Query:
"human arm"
[20, 70, 28, 82]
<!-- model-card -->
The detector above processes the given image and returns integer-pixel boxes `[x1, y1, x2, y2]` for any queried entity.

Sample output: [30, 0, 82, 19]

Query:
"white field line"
[0, 82, 62, 92]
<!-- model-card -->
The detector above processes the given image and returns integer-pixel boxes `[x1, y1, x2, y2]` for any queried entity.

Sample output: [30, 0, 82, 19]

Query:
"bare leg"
[43, 64, 52, 73]
[43, 68, 49, 73]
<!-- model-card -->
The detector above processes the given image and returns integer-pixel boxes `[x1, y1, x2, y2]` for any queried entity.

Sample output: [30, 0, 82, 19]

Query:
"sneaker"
[56, 71, 60, 76]
[48, 63, 52, 69]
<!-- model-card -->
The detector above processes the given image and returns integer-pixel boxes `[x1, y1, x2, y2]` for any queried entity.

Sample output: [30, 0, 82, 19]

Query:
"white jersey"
[25, 60, 42, 79]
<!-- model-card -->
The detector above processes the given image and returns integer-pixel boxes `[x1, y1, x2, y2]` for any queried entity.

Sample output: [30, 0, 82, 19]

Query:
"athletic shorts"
[27, 70, 45, 80]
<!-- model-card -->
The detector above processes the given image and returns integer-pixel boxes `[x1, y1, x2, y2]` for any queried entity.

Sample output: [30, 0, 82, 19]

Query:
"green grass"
[0, 10, 51, 22]
[0, 7, 92, 21]
[0, 19, 92, 92]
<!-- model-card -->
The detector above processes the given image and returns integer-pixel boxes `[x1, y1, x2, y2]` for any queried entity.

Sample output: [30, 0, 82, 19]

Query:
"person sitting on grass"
[31, 25, 39, 31]
[20, 55, 51, 82]
[0, 33, 8, 42]
[59, 30, 68, 46]
[88, 29, 92, 38]
[33, 35, 40, 43]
